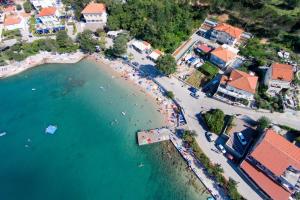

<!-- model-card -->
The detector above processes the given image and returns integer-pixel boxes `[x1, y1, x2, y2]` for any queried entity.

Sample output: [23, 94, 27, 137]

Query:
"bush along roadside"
[182, 130, 244, 200]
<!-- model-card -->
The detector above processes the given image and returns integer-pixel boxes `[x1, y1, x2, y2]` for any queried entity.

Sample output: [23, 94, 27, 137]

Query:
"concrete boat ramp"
[137, 128, 172, 145]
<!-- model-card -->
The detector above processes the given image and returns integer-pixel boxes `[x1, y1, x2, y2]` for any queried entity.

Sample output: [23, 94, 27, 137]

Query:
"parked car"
[190, 92, 200, 99]
[132, 62, 139, 67]
[217, 144, 226, 154]
[205, 131, 213, 142]
[237, 132, 247, 145]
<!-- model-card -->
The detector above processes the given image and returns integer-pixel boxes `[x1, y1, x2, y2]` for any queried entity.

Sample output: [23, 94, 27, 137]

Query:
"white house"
[37, 7, 60, 26]
[81, 3, 107, 24]
[210, 23, 244, 46]
[264, 63, 294, 96]
[215, 69, 258, 105]
[148, 49, 163, 61]
[210, 45, 237, 69]
[132, 40, 151, 53]
[4, 16, 25, 31]
[30, 0, 58, 10]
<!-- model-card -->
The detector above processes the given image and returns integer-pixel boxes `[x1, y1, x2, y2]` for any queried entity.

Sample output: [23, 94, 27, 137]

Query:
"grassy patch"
[186, 70, 206, 88]
[3, 29, 21, 40]
[254, 85, 284, 112]
[199, 62, 219, 76]
[186, 62, 219, 88]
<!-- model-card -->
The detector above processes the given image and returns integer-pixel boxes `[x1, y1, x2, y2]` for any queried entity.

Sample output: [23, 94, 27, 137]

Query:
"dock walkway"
[137, 128, 171, 146]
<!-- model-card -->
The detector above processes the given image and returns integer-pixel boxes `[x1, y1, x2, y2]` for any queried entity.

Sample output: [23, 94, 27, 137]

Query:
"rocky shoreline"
[0, 51, 86, 79]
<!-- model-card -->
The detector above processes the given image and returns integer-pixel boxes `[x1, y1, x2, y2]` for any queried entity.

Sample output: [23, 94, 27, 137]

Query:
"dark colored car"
[132, 62, 139, 67]
[205, 131, 213, 142]
[190, 92, 200, 99]
[188, 87, 197, 93]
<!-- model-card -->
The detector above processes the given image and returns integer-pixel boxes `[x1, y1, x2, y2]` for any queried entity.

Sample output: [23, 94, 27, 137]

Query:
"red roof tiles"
[251, 129, 300, 176]
[4, 16, 21, 26]
[271, 63, 294, 82]
[211, 46, 237, 62]
[214, 23, 244, 39]
[81, 3, 106, 14]
[241, 129, 300, 200]
[241, 161, 291, 200]
[38, 7, 57, 17]
[197, 44, 212, 53]
[221, 70, 258, 94]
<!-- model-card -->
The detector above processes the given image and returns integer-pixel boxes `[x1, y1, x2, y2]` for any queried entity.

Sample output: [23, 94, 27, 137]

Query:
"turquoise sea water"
[0, 61, 209, 200]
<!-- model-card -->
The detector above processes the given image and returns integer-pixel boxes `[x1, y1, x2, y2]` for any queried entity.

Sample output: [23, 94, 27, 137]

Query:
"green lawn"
[186, 62, 219, 88]
[199, 62, 219, 77]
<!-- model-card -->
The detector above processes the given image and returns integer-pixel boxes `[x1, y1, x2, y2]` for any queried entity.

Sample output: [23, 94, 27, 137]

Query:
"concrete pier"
[137, 128, 171, 145]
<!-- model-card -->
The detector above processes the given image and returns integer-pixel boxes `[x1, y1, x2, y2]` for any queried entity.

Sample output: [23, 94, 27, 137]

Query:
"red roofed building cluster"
[215, 69, 258, 106]
[241, 129, 300, 200]
[264, 63, 294, 96]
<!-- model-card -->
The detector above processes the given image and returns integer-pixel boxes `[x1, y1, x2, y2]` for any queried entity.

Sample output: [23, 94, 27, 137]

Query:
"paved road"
[155, 76, 264, 200]
[127, 44, 300, 200]
[172, 33, 219, 61]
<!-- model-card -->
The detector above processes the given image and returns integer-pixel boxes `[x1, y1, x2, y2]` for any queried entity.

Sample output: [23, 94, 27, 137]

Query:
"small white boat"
[0, 132, 7, 137]
[31, 88, 36, 91]
[138, 163, 144, 168]
[121, 112, 126, 116]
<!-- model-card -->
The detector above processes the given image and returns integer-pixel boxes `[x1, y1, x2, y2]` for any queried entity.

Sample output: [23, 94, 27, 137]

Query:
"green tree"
[98, 32, 107, 50]
[16, 4, 22, 10]
[23, 1, 32, 13]
[106, 0, 199, 53]
[77, 30, 98, 53]
[203, 109, 225, 134]
[294, 192, 300, 200]
[295, 136, 300, 143]
[257, 116, 270, 130]
[156, 54, 176, 75]
[56, 31, 78, 53]
[227, 178, 242, 200]
[165, 91, 174, 99]
[112, 34, 128, 56]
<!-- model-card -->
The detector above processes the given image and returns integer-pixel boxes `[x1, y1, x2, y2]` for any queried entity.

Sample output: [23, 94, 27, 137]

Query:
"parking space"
[225, 115, 257, 158]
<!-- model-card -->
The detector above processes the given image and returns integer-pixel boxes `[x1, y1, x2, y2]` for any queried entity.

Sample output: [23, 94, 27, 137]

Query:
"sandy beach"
[86, 54, 178, 128]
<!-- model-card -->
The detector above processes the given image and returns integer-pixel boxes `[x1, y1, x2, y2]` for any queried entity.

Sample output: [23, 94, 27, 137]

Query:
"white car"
[237, 132, 247, 145]
[217, 144, 226, 154]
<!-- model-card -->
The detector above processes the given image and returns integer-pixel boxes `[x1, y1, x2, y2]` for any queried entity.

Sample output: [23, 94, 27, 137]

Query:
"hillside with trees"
[207, 0, 300, 52]
[62, 0, 300, 55]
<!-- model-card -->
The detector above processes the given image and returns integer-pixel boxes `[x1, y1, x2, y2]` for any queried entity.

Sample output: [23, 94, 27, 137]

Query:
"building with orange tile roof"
[38, 7, 57, 17]
[36, 7, 60, 27]
[3, 5, 15, 14]
[4, 16, 25, 30]
[215, 69, 258, 105]
[210, 23, 244, 46]
[132, 40, 152, 53]
[81, 3, 107, 27]
[264, 63, 294, 96]
[148, 49, 163, 61]
[209, 45, 237, 69]
[240, 129, 300, 200]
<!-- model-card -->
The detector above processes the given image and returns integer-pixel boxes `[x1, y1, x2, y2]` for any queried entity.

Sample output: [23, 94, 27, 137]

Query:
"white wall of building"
[264, 67, 291, 96]
[5, 19, 25, 31]
[83, 12, 107, 24]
